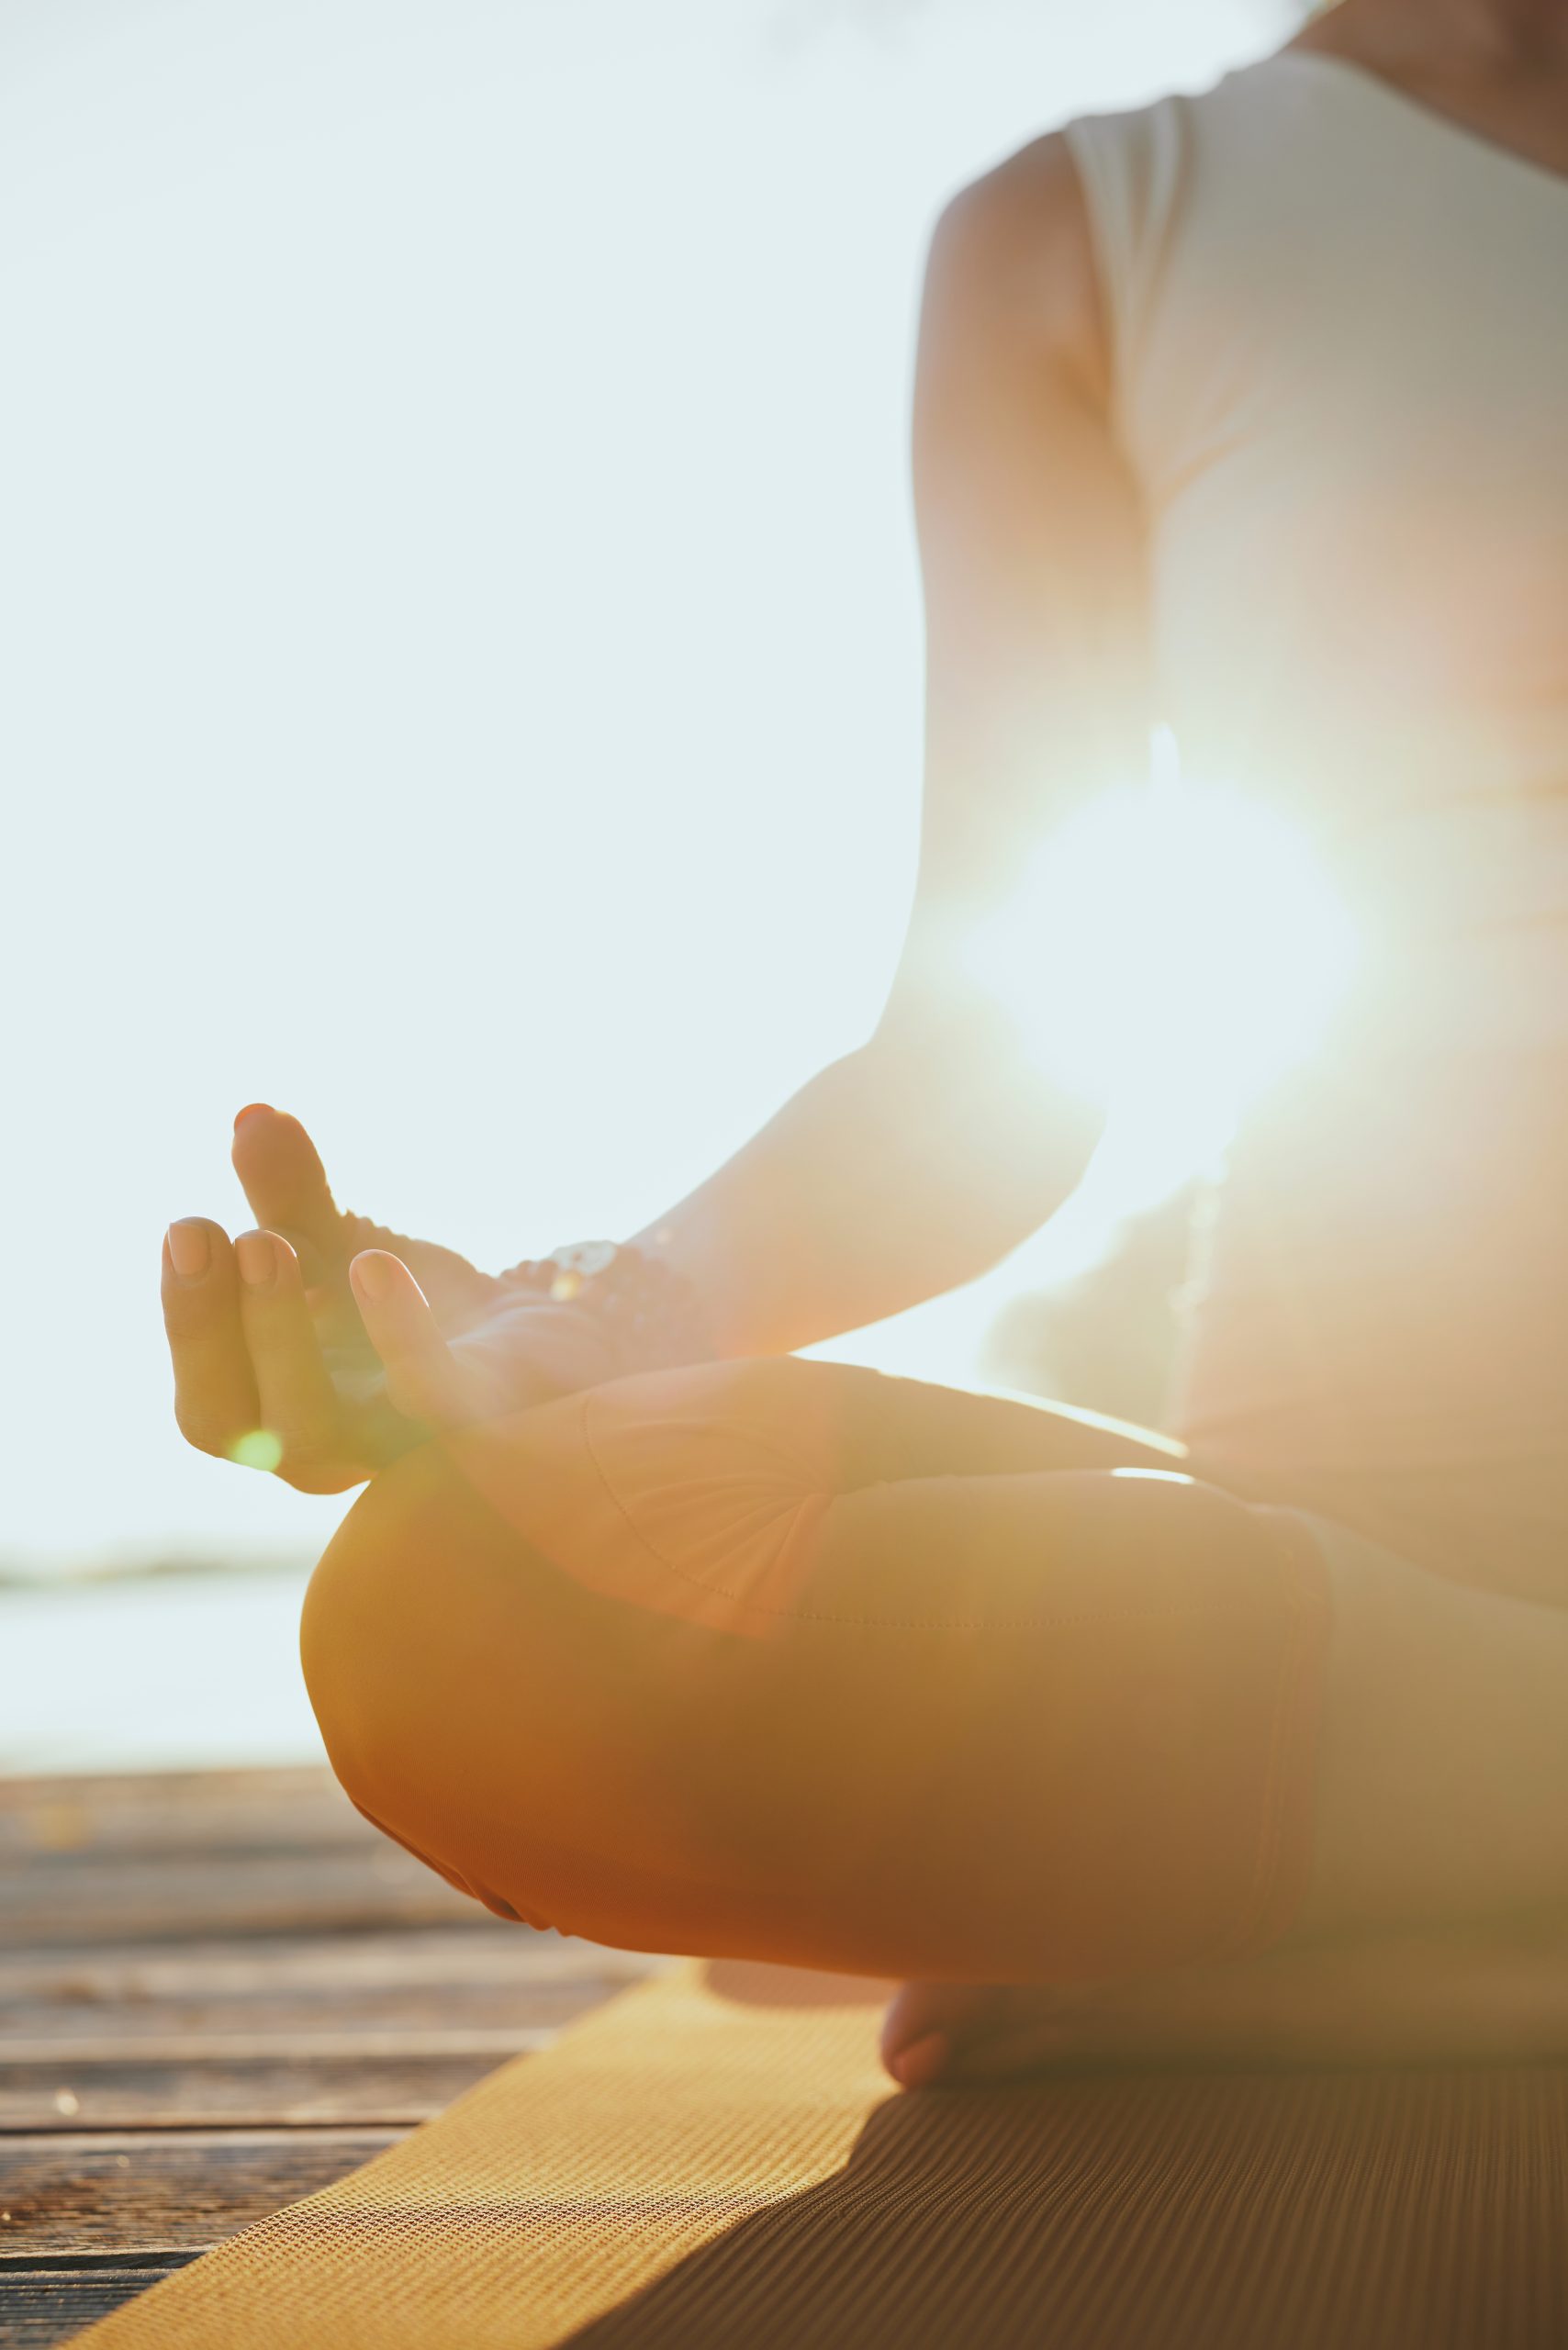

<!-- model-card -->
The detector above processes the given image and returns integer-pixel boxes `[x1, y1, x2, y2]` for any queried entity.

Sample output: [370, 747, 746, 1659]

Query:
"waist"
[1173, 1029, 1568, 1451]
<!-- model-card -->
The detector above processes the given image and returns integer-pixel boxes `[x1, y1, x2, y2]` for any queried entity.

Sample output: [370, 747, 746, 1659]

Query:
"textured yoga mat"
[69, 1957, 1568, 2348]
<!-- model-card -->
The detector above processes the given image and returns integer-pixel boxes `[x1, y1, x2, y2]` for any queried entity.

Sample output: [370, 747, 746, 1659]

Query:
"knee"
[298, 1425, 756, 1942]
[301, 1440, 524, 1900]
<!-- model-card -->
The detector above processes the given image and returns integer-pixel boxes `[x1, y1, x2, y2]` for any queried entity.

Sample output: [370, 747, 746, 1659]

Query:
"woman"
[162, 0, 1568, 2088]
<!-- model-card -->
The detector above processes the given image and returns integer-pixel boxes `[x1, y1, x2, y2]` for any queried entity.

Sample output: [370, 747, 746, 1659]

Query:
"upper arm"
[879, 133, 1152, 1037]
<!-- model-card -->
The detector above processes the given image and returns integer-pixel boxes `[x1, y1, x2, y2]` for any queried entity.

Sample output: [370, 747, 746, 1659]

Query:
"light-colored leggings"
[302, 1357, 1330, 1986]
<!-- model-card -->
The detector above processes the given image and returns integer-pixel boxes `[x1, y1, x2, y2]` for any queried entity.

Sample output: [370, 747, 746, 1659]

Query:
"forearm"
[630, 1013, 1105, 1360]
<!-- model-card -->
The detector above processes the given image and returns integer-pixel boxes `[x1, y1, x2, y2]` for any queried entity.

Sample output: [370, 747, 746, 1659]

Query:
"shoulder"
[933, 131, 1092, 280]
[923, 132, 1105, 400]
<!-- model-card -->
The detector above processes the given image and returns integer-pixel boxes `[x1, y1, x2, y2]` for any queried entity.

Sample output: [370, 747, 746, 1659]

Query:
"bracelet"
[498, 1239, 715, 1376]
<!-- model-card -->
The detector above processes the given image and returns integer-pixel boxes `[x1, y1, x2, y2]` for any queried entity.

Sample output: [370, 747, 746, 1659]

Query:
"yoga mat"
[70, 1959, 1568, 2348]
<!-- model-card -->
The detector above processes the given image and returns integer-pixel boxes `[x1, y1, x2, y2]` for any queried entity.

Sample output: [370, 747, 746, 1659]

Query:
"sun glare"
[966, 765, 1360, 1210]
[229, 1430, 286, 1474]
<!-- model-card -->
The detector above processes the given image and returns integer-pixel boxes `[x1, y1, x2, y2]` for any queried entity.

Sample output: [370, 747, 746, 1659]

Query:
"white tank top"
[1062, 54, 1568, 1602]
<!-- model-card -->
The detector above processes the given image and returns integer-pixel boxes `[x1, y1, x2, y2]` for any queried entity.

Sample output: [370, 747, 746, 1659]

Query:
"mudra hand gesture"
[161, 1104, 614, 1492]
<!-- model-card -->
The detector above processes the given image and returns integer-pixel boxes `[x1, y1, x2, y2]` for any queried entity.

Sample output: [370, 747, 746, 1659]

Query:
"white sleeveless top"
[1062, 55, 1568, 1602]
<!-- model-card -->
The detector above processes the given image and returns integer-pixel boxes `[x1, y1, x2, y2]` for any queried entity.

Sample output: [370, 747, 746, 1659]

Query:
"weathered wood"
[0, 1762, 638, 2338]
[2, 1973, 633, 2043]
[0, 1768, 339, 1818]
[0, 2050, 529, 2132]
[0, 1847, 486, 1947]
[0, 2128, 403, 2256]
[6, 2027, 558, 2065]
[0, 1925, 655, 2042]
[0, 1925, 650, 2004]
[0, 2265, 192, 2348]
[0, 1768, 366, 1862]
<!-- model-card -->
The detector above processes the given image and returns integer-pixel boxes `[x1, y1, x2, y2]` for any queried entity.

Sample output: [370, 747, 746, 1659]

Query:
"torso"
[1059, 50, 1568, 1601]
[1288, 24, 1568, 188]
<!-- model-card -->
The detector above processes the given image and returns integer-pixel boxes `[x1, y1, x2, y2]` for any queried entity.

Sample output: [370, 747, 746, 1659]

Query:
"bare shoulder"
[923, 132, 1105, 403]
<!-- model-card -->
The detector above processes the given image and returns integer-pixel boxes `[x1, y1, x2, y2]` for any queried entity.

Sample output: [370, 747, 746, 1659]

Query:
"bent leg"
[303, 1357, 1329, 1983]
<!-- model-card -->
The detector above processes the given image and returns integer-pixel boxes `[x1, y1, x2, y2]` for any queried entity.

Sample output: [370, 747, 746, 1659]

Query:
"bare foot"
[881, 1915, 1568, 2089]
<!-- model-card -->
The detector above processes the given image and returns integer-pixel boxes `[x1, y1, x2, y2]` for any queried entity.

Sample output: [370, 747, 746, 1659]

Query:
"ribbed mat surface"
[70, 1959, 1568, 2349]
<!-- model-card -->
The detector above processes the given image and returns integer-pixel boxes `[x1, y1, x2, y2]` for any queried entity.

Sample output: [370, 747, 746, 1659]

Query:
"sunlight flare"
[229, 1430, 286, 1474]
[966, 768, 1360, 1206]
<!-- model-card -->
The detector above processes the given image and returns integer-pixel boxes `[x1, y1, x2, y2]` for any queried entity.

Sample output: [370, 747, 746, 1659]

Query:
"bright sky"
[0, 0, 1296, 1576]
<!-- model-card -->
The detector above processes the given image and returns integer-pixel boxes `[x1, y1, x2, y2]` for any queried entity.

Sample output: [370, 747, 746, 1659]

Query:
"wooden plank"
[0, 1925, 655, 2018]
[0, 1847, 487, 1947]
[0, 1762, 644, 2313]
[0, 2266, 186, 2348]
[0, 1768, 364, 1863]
[6, 2028, 557, 2065]
[0, 2128, 401, 2258]
[0, 2049, 533, 2132]
[1, 1970, 632, 2042]
[0, 1768, 336, 1819]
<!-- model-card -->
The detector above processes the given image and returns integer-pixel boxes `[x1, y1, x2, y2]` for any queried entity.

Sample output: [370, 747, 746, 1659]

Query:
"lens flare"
[229, 1429, 285, 1473]
[966, 775, 1359, 1205]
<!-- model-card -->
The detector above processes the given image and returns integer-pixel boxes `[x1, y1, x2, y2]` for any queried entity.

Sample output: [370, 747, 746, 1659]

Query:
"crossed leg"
[301, 1356, 1568, 2014]
[301, 1355, 1329, 1982]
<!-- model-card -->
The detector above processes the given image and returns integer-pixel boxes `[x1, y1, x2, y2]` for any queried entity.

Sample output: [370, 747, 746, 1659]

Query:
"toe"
[880, 1980, 1004, 2084]
[889, 2031, 950, 2090]
[882, 1978, 1088, 2086]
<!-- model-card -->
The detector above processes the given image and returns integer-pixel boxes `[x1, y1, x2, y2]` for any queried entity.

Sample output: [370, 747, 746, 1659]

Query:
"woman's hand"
[161, 1104, 618, 1492]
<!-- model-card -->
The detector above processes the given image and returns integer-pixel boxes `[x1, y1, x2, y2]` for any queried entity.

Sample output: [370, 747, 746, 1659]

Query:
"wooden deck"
[0, 1767, 658, 2347]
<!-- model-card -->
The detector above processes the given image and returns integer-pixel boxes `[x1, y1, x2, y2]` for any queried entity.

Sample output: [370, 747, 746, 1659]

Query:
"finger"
[231, 1105, 342, 1280]
[162, 1219, 261, 1459]
[350, 1250, 476, 1428]
[235, 1228, 355, 1482]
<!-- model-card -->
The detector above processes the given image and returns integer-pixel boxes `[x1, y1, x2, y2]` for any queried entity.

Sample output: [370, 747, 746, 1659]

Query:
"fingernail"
[167, 1221, 210, 1283]
[352, 1251, 389, 1304]
[236, 1231, 277, 1291]
[233, 1102, 274, 1130]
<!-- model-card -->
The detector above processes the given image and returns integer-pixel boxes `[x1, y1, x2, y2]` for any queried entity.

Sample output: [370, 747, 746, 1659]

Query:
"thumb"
[231, 1105, 342, 1274]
